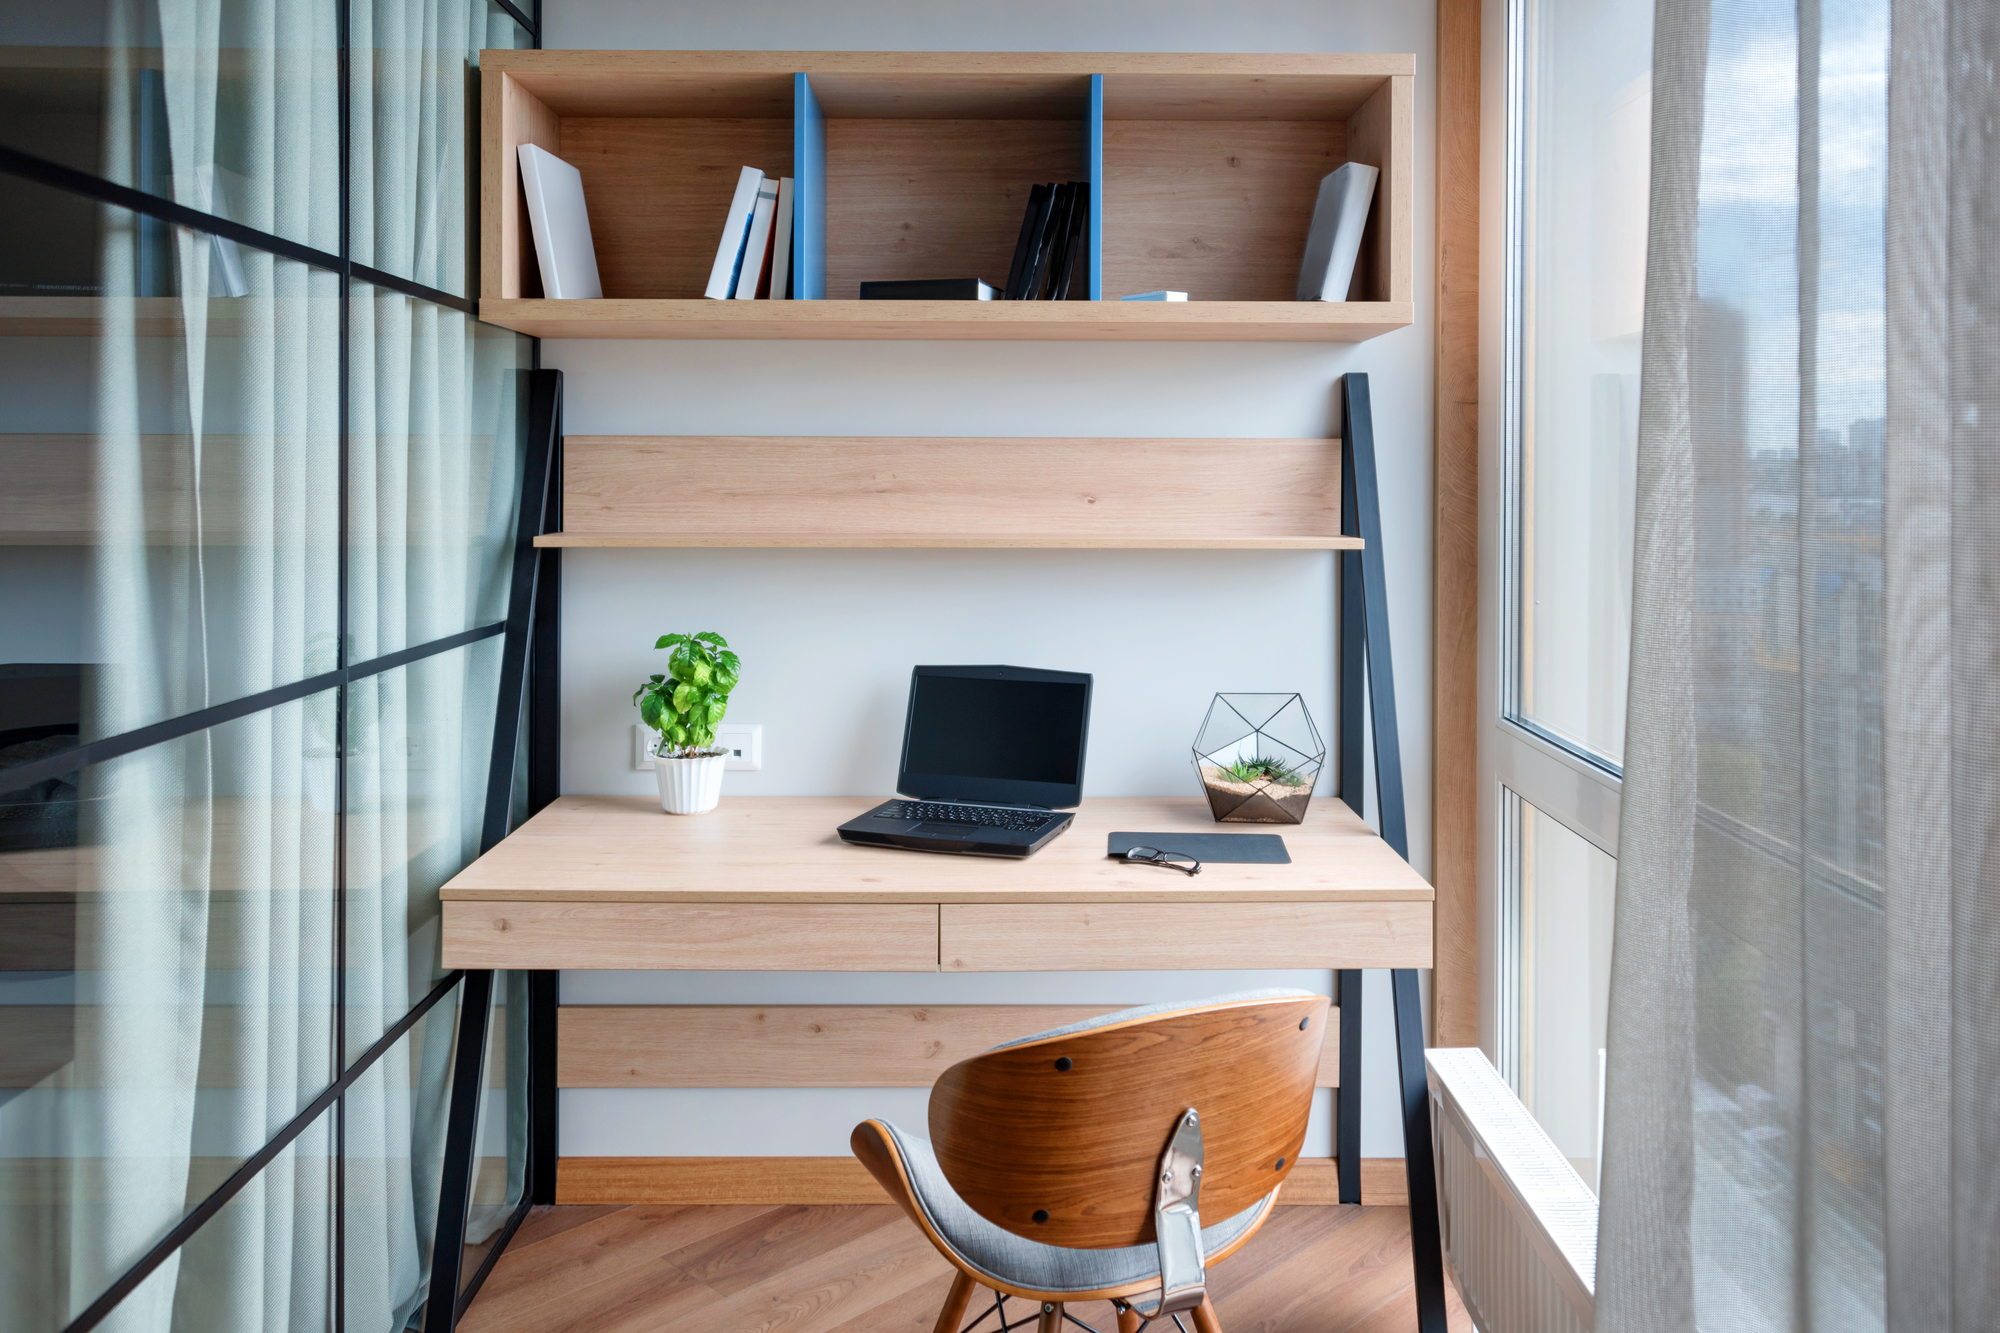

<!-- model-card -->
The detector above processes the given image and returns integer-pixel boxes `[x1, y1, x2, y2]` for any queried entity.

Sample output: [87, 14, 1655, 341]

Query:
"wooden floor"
[460, 1203, 1473, 1333]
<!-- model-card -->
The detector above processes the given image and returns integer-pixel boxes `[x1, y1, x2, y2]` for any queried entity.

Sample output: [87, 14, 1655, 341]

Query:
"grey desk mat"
[1107, 832, 1291, 864]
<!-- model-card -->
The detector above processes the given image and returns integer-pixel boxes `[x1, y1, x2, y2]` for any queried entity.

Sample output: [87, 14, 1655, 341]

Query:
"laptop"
[837, 664, 1092, 858]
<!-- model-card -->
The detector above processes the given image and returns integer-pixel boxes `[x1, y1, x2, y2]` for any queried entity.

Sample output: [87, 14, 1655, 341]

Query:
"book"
[1023, 182, 1073, 300]
[1119, 290, 1189, 301]
[516, 144, 604, 299]
[734, 176, 780, 299]
[705, 166, 766, 300]
[857, 278, 997, 300]
[1003, 183, 1052, 300]
[1050, 180, 1088, 300]
[769, 176, 795, 301]
[1295, 162, 1379, 302]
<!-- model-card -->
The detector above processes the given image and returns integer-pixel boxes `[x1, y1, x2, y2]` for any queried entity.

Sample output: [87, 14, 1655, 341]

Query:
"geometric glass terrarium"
[1191, 693, 1326, 824]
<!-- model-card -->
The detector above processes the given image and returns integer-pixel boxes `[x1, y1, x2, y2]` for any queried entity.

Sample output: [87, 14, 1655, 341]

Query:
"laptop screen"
[898, 666, 1091, 806]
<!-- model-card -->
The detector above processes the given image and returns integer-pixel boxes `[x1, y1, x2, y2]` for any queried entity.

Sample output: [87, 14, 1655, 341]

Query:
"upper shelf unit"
[479, 51, 1414, 343]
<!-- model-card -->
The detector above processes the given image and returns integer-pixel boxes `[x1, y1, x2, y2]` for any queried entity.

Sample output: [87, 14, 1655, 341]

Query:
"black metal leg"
[424, 968, 494, 1333]
[1392, 968, 1447, 1332]
[1337, 969, 1363, 1204]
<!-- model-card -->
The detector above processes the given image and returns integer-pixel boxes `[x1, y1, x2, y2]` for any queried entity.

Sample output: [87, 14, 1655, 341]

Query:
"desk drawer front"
[941, 901, 1433, 971]
[442, 903, 939, 970]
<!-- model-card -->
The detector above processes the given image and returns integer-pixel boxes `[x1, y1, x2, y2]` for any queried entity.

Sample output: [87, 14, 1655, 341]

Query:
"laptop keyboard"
[877, 801, 1054, 832]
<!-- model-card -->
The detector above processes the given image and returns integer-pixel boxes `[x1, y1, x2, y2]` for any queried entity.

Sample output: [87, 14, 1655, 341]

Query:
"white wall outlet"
[631, 723, 660, 772]
[714, 723, 763, 771]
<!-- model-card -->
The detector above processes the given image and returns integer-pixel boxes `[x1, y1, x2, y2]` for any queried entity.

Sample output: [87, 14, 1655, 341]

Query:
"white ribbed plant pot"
[654, 752, 727, 815]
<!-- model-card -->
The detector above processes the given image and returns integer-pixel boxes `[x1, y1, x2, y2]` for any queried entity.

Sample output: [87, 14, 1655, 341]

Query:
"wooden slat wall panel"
[488, 73, 561, 300]
[441, 902, 941, 971]
[1432, 0, 1482, 1050]
[940, 902, 1434, 971]
[824, 121, 1080, 300]
[1343, 73, 1415, 304]
[558, 437, 1345, 543]
[558, 1004, 1341, 1088]
[1100, 121, 1347, 302]
[559, 117, 794, 300]
[553, 1156, 1411, 1207]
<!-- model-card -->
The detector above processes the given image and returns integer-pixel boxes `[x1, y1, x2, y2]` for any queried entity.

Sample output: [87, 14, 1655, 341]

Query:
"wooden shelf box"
[480, 52, 1412, 342]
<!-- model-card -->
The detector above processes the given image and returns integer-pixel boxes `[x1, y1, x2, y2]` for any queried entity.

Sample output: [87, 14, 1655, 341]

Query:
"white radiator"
[1425, 1048, 1598, 1333]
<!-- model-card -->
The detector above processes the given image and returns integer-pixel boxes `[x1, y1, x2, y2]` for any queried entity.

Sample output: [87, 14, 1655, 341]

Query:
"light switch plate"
[714, 723, 763, 771]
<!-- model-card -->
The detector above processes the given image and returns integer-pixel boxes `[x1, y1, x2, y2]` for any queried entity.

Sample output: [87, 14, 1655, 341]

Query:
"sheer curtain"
[1598, 0, 1998, 1328]
[0, 0, 522, 1330]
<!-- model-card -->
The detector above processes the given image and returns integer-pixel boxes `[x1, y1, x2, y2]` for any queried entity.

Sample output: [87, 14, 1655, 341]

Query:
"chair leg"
[1189, 1294, 1223, 1333]
[1115, 1301, 1143, 1333]
[932, 1272, 978, 1333]
[1036, 1301, 1064, 1332]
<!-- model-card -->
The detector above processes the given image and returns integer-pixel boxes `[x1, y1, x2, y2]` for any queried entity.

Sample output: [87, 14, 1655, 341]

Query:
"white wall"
[545, 0, 1436, 1159]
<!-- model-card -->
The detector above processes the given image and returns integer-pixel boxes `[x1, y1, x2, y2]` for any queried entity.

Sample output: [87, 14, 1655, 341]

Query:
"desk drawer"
[442, 902, 939, 970]
[940, 901, 1433, 971]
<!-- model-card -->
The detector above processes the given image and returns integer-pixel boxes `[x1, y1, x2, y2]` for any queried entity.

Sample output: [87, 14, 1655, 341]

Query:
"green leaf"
[690, 659, 712, 687]
[711, 666, 738, 693]
[668, 722, 688, 744]
[717, 650, 740, 672]
[639, 693, 666, 730]
[693, 631, 728, 648]
[707, 697, 727, 724]
[655, 633, 689, 649]
[672, 681, 694, 712]
[649, 673, 666, 684]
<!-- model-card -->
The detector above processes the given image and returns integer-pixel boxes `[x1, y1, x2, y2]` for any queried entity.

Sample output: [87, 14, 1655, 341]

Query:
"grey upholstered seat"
[870, 1120, 1274, 1296]
[871, 988, 1317, 1295]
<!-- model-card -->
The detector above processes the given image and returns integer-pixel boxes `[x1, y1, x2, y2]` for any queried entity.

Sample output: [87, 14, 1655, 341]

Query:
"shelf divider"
[793, 73, 826, 299]
[1086, 73, 1104, 301]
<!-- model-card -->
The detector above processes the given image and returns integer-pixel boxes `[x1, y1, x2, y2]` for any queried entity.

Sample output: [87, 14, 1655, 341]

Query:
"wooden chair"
[852, 988, 1328, 1333]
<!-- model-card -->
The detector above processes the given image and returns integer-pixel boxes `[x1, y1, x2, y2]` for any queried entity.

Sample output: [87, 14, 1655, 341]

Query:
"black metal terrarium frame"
[1191, 693, 1326, 824]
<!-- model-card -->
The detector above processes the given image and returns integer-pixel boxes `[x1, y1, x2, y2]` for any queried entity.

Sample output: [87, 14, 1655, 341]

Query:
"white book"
[768, 177, 795, 301]
[517, 144, 603, 299]
[733, 178, 780, 299]
[705, 166, 766, 300]
[1295, 162, 1379, 302]
[1118, 290, 1188, 301]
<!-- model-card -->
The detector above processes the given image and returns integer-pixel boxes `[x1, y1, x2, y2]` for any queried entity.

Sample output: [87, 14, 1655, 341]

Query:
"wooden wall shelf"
[538, 435, 1358, 549]
[480, 51, 1413, 343]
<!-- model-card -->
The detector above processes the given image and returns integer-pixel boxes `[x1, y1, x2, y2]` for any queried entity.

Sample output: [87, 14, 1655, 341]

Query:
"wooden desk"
[440, 794, 1433, 972]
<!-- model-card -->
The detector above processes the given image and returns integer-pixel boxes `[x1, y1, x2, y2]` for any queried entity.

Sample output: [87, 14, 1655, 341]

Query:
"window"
[0, 2, 538, 1329]
[1495, 0, 1652, 1182]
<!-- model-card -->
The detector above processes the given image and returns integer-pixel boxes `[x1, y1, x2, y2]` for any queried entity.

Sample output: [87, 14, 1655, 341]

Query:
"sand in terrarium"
[1198, 764, 1313, 823]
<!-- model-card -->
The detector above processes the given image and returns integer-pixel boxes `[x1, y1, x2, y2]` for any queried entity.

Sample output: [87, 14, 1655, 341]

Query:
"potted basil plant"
[633, 631, 740, 815]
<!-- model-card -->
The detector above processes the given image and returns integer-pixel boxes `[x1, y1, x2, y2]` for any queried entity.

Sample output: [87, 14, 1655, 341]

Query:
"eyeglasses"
[1119, 846, 1202, 877]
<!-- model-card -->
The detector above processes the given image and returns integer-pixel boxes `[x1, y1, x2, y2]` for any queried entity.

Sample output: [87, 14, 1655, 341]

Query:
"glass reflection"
[0, 692, 336, 1333]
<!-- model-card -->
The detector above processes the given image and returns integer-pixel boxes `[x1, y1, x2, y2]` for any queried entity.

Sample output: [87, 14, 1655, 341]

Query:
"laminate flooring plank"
[653, 1220, 953, 1333]
[1204, 1202, 1371, 1302]
[1339, 1269, 1474, 1333]
[470, 1202, 773, 1315]
[1208, 1206, 1417, 1333]
[503, 1202, 629, 1252]
[817, 1270, 964, 1333]
[463, 1257, 720, 1333]
[665, 1203, 905, 1295]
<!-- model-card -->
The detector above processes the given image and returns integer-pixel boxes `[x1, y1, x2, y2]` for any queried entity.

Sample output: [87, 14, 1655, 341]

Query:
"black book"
[1029, 182, 1075, 300]
[1003, 183, 1052, 300]
[1051, 180, 1089, 300]
[858, 278, 998, 300]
